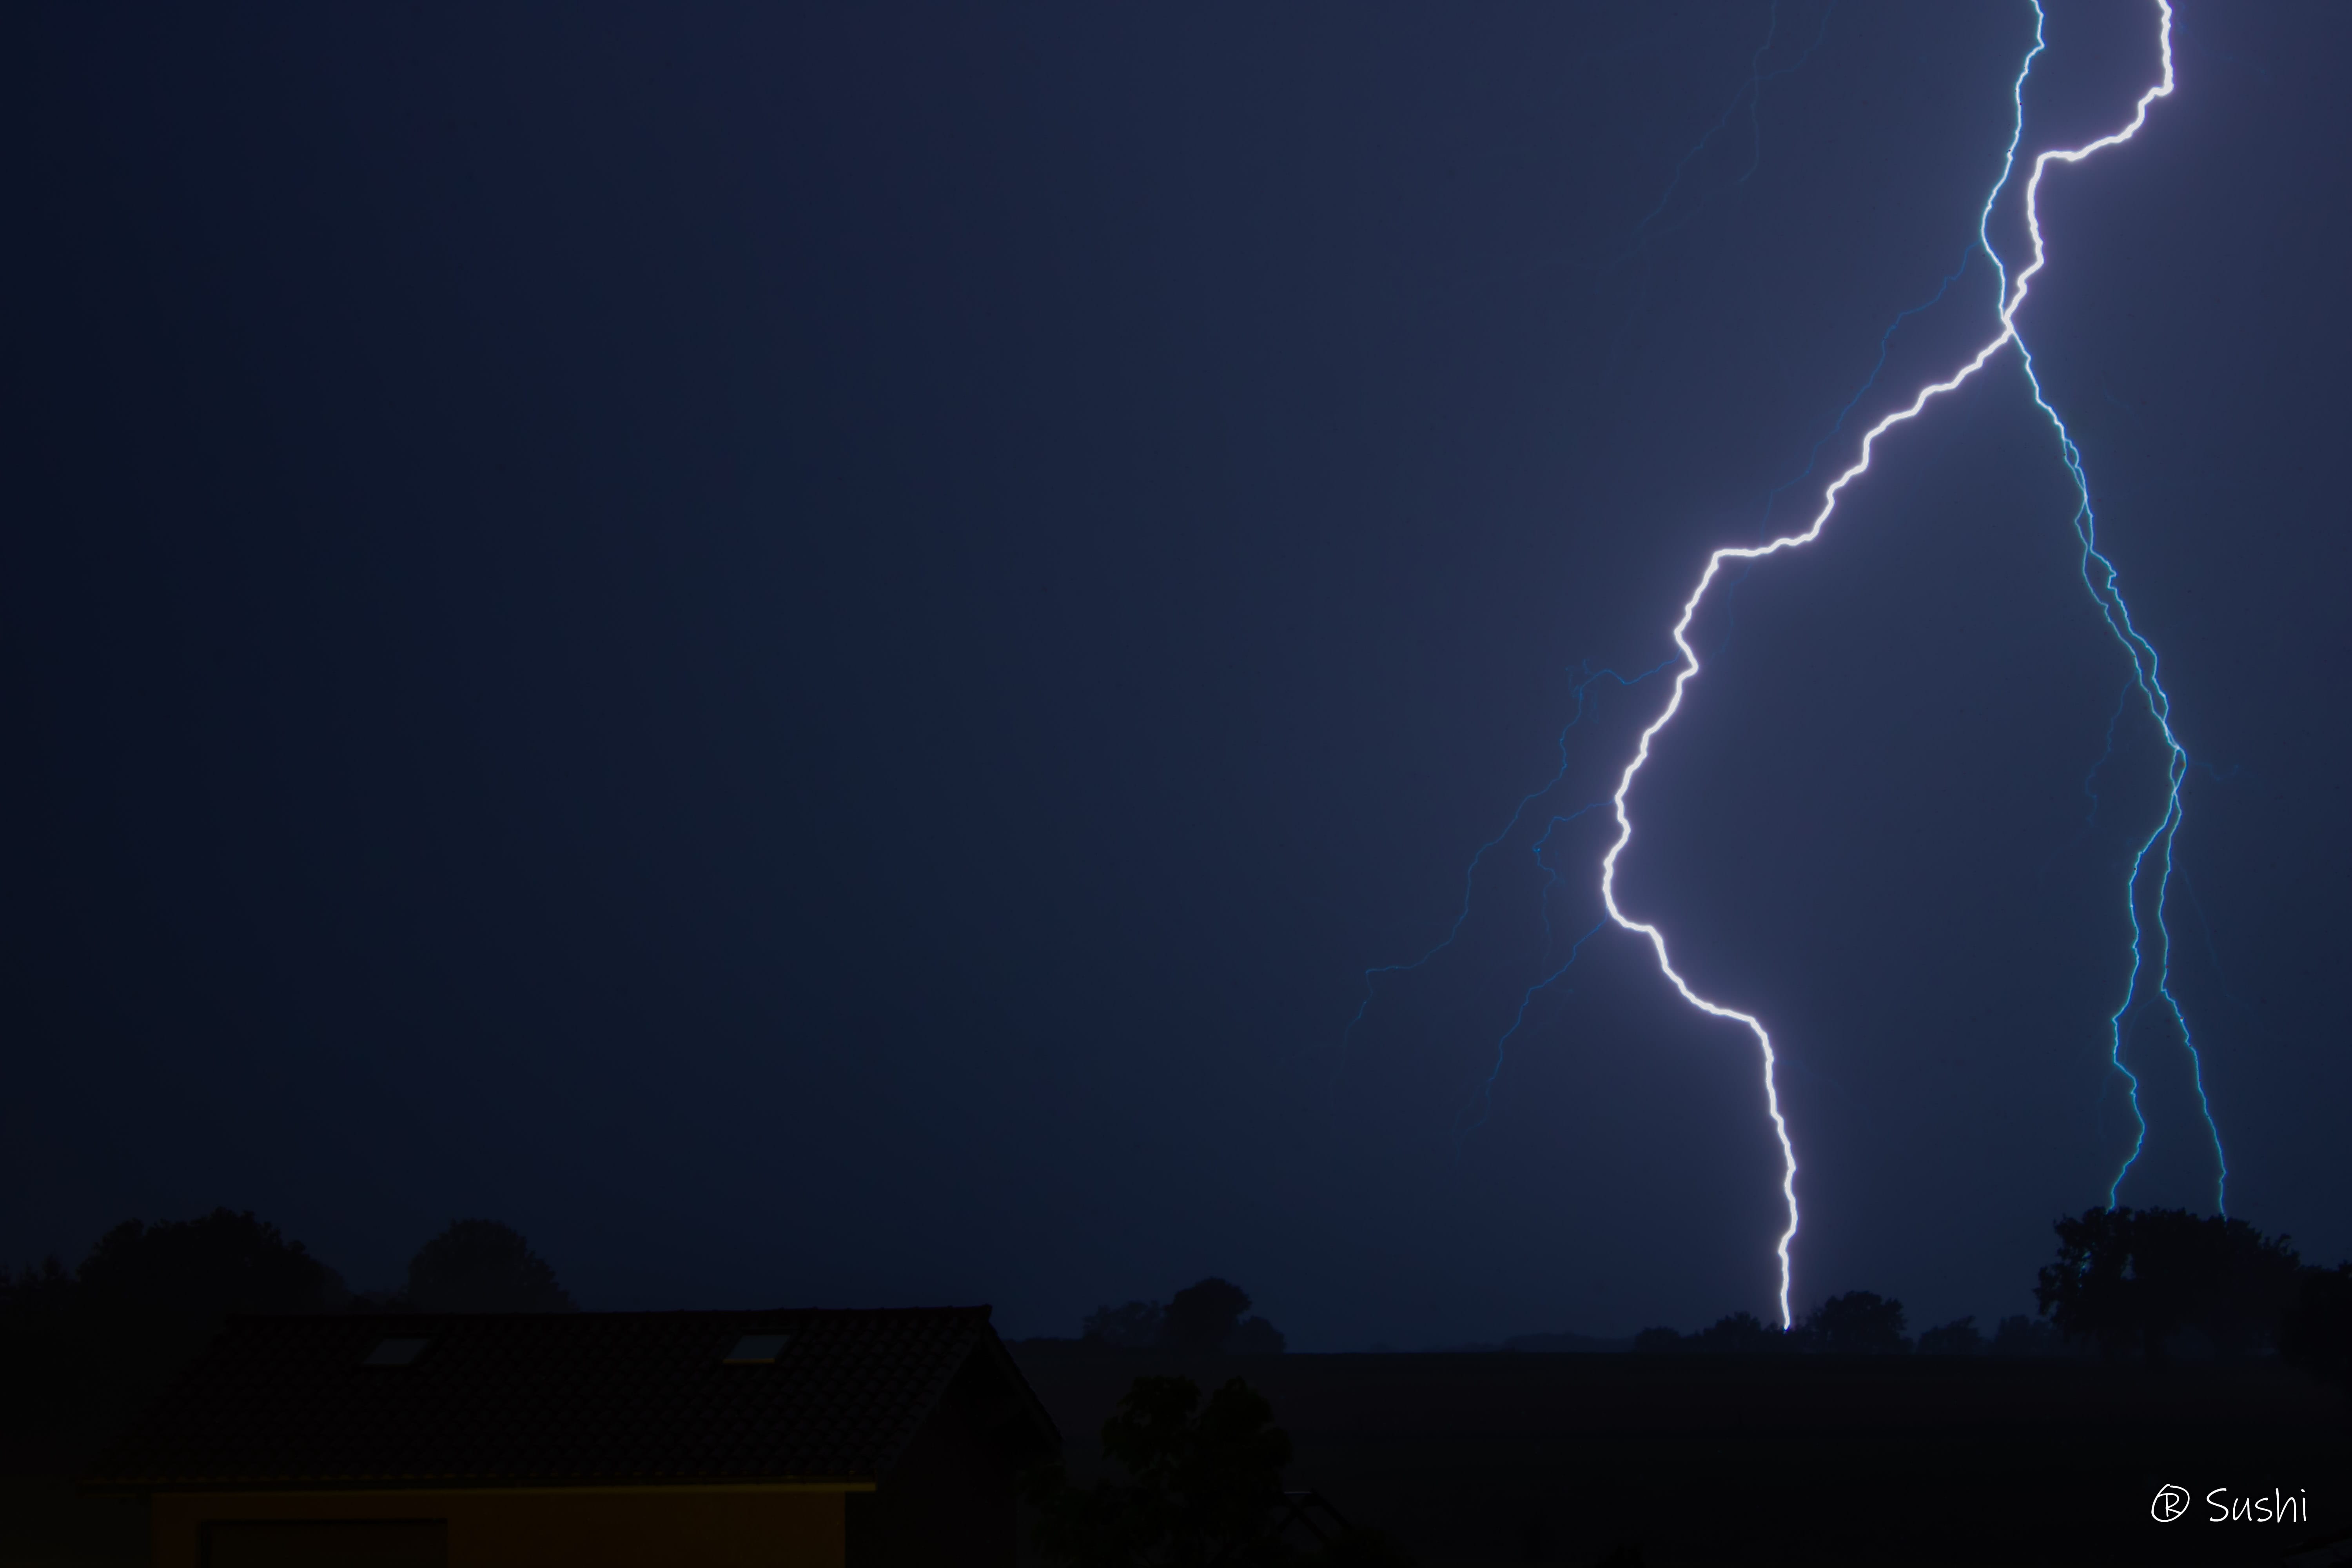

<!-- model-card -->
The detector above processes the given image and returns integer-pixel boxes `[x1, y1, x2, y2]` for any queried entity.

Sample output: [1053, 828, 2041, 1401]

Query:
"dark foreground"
[6, 1345, 2340, 1566]
[1009, 1343, 2350, 1567]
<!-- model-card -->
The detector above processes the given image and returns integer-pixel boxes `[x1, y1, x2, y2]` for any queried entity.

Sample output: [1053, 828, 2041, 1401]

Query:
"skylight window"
[724, 1333, 790, 1364]
[362, 1337, 432, 1367]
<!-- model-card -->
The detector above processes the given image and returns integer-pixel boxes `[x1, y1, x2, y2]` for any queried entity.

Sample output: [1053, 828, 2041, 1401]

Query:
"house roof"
[86, 1306, 1059, 1492]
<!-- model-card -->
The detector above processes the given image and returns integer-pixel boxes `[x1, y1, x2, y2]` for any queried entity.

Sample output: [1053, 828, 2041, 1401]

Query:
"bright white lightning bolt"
[1599, 0, 2189, 1330]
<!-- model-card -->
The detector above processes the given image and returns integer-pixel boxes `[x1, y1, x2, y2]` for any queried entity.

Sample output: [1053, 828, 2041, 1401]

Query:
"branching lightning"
[1347, 0, 2226, 1331]
[1991, 6, 2227, 1214]
[1599, 0, 2222, 1327]
[1344, 659, 1663, 1063]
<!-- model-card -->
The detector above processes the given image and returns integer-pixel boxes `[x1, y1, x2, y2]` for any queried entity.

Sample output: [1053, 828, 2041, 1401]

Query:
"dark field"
[6, 1346, 2341, 1566]
[1009, 1343, 2352, 1566]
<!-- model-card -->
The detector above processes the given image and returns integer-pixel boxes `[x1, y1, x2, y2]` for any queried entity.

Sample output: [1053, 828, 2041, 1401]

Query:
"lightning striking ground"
[1599, 0, 2210, 1327]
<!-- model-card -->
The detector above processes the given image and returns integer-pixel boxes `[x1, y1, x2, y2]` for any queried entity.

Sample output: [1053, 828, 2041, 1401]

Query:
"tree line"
[1026, 1208, 2352, 1568]
[1630, 1205, 2352, 1393]
[1080, 1276, 1287, 1356]
[0, 1210, 573, 1471]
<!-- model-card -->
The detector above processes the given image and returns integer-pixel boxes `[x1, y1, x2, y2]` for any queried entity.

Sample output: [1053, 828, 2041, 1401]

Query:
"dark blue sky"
[6, 2, 2346, 1348]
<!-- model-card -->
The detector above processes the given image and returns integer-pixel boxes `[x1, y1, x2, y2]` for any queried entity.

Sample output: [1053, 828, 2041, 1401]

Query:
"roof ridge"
[88, 1304, 1030, 1491]
[221, 1304, 998, 1325]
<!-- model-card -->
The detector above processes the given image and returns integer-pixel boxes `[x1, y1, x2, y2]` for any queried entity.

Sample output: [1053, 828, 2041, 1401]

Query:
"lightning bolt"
[1600, 0, 2214, 1328]
[1991, 5, 2227, 1215]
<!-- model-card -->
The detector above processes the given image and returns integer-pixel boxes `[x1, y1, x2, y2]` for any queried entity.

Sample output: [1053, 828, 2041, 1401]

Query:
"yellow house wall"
[149, 1485, 853, 1568]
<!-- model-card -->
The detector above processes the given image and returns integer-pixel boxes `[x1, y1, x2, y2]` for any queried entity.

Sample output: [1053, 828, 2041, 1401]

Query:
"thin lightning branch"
[1621, 0, 1841, 263]
[1991, 5, 2227, 1215]
[1606, 3, 1838, 379]
[1401, 8, 1891, 1122]
[1535, 802, 1604, 955]
[2180, 868, 2259, 1016]
[1599, 1, 2186, 1328]
[1344, 661, 1664, 1060]
[1451, 806, 1612, 1137]
[2081, 678, 2134, 827]
[1461, 918, 1612, 1141]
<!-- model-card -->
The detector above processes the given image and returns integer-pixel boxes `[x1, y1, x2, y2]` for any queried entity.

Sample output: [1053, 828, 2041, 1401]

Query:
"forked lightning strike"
[1601, 0, 2192, 1328]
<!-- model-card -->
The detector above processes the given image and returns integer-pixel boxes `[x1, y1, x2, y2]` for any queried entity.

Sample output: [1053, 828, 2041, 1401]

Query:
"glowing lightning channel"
[1993, 5, 2227, 1215]
[1598, 1, 2183, 1329]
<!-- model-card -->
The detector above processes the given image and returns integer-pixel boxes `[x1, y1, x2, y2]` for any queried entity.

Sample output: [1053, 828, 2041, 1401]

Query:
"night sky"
[7, 2, 2347, 1350]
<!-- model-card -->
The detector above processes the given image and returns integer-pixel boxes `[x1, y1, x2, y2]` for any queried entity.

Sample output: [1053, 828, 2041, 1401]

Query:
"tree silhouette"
[1227, 1315, 1287, 1356]
[1800, 1292, 1908, 1354]
[1029, 1374, 1405, 1566]
[1638, 1300, 1913, 1356]
[1082, 1280, 1285, 1355]
[1084, 1300, 1167, 1349]
[406, 1220, 575, 1312]
[1690, 1311, 1786, 1353]
[76, 1210, 347, 1323]
[1165, 1279, 1252, 1355]
[2035, 1206, 2300, 1364]
[1030, 1375, 1294, 1566]
[1, 1209, 344, 1469]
